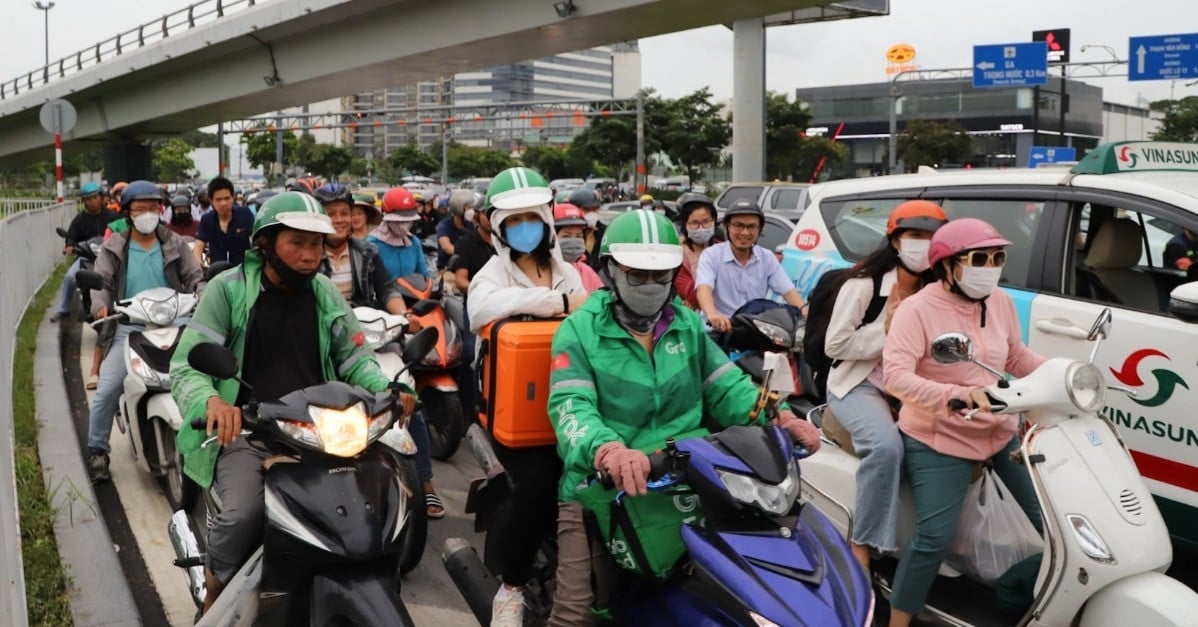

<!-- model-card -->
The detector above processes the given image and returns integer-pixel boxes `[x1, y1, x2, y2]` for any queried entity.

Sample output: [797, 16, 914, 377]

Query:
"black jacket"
[318, 237, 403, 309]
[64, 208, 121, 246]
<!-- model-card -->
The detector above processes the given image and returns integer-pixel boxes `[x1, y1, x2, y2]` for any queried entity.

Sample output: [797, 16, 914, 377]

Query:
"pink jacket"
[573, 259, 605, 294]
[883, 283, 1045, 461]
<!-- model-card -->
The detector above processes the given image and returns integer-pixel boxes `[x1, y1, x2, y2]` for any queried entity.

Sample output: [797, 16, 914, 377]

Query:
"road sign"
[973, 42, 1049, 88]
[38, 98, 76, 135]
[1129, 33, 1198, 82]
[1029, 146, 1077, 168]
[1033, 29, 1071, 63]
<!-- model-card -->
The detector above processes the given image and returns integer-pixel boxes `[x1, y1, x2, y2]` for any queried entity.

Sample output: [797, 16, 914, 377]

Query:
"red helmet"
[552, 203, 587, 228]
[927, 218, 1012, 267]
[381, 187, 419, 221]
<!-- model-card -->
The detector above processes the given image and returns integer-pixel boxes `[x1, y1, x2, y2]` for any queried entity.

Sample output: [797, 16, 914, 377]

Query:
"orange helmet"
[111, 181, 129, 196]
[886, 200, 948, 235]
[381, 187, 419, 221]
[552, 203, 587, 228]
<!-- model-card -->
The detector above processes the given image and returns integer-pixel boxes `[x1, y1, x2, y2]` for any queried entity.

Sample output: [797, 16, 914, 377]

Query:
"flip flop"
[425, 491, 445, 519]
[86, 374, 99, 390]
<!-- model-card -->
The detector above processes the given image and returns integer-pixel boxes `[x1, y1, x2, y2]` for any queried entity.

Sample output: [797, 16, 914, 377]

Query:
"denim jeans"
[827, 380, 903, 552]
[56, 257, 82, 316]
[87, 324, 138, 453]
[409, 410, 433, 483]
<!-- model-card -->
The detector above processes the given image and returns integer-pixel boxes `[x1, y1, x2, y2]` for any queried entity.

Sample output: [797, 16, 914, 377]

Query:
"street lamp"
[1079, 44, 1119, 62]
[33, 2, 54, 81]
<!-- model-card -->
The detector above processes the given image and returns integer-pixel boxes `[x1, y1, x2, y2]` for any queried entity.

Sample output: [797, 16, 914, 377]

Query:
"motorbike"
[711, 298, 809, 404]
[76, 269, 200, 510]
[395, 273, 465, 460]
[800, 308, 1198, 626]
[442, 359, 875, 626]
[56, 226, 103, 319]
[354, 306, 427, 575]
[169, 327, 439, 627]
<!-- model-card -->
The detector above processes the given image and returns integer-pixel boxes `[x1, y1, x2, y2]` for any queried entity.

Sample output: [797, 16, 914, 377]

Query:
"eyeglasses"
[624, 268, 674, 286]
[128, 206, 159, 216]
[686, 219, 715, 229]
[957, 250, 1007, 268]
[727, 221, 760, 232]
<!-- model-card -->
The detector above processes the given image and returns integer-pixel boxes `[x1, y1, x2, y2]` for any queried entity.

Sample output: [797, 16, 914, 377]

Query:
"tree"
[572, 90, 668, 180]
[389, 144, 440, 177]
[447, 144, 515, 179]
[764, 92, 813, 180]
[896, 119, 974, 171]
[348, 154, 370, 178]
[241, 124, 298, 170]
[179, 130, 220, 148]
[796, 136, 850, 182]
[294, 133, 319, 169]
[1150, 96, 1198, 142]
[659, 87, 731, 183]
[63, 147, 105, 178]
[304, 143, 357, 180]
[522, 145, 586, 180]
[153, 138, 197, 182]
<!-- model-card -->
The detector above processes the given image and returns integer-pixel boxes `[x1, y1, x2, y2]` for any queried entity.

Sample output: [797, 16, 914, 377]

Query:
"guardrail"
[0, 200, 76, 627]
[0, 198, 60, 219]
[1, 0, 267, 101]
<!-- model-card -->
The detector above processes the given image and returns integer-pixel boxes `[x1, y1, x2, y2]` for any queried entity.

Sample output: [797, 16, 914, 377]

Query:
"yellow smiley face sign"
[886, 43, 916, 64]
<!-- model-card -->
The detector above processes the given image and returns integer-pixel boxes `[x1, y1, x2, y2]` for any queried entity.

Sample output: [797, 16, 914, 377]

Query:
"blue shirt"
[196, 206, 255, 265]
[694, 242, 796, 317]
[368, 234, 429, 280]
[434, 216, 470, 269]
[125, 240, 170, 297]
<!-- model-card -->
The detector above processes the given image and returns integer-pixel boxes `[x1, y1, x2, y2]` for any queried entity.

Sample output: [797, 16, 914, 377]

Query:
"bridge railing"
[0, 198, 61, 220]
[1, 0, 266, 101]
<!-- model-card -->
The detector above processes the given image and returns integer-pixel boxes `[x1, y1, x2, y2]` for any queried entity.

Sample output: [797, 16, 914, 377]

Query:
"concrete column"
[103, 141, 153, 182]
[732, 18, 766, 182]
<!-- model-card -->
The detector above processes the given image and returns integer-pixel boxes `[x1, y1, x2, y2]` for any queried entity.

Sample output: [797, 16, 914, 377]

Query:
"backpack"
[802, 269, 887, 399]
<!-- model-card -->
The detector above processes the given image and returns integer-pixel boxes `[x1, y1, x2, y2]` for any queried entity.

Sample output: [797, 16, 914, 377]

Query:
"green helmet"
[600, 210, 683, 271]
[485, 167, 552, 211]
[251, 191, 335, 240]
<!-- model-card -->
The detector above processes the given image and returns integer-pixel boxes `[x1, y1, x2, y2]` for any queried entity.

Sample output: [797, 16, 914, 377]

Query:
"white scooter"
[800, 308, 1198, 626]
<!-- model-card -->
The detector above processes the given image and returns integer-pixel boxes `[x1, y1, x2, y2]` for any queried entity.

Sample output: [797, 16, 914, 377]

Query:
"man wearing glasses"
[695, 199, 806, 332]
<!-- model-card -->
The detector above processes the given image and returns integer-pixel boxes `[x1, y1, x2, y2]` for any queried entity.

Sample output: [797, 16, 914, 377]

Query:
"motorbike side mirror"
[55, 227, 69, 238]
[1169, 282, 1198, 324]
[75, 269, 104, 291]
[402, 326, 439, 365]
[204, 261, 233, 282]
[410, 299, 438, 317]
[931, 333, 974, 365]
[188, 343, 239, 380]
[1087, 308, 1113, 341]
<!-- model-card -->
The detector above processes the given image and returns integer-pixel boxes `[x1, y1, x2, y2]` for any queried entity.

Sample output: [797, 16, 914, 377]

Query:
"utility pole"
[635, 90, 645, 195]
[33, 2, 54, 82]
[275, 110, 284, 186]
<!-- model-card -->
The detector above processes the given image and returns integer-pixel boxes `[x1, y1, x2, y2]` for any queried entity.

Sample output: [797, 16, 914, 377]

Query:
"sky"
[3, 0, 1193, 116]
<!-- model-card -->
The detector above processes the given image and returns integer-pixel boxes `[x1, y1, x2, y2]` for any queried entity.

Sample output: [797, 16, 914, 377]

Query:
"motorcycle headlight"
[129, 354, 167, 388]
[366, 406, 396, 442]
[1066, 362, 1105, 413]
[145, 293, 180, 326]
[751, 319, 793, 350]
[303, 402, 370, 457]
[1067, 514, 1115, 563]
[715, 461, 801, 516]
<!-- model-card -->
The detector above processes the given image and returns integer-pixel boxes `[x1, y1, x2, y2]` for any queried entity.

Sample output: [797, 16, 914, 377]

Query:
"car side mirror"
[1169, 282, 1198, 324]
[188, 343, 239, 380]
[931, 333, 973, 364]
[75, 269, 104, 291]
[1087, 308, 1113, 341]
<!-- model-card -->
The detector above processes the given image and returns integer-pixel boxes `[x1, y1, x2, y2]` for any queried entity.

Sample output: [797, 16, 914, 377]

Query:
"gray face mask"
[558, 237, 587, 263]
[688, 227, 715, 245]
[611, 265, 673, 318]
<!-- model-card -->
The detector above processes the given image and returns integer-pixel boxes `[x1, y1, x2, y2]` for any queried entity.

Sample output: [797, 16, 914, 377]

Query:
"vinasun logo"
[1118, 146, 1139, 169]
[1109, 348, 1189, 407]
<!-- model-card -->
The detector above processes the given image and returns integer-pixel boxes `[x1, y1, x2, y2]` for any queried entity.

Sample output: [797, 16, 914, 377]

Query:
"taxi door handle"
[1033, 318, 1089, 340]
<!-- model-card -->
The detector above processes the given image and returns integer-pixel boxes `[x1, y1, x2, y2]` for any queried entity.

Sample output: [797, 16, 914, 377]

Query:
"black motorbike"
[57, 226, 103, 319]
[170, 328, 437, 626]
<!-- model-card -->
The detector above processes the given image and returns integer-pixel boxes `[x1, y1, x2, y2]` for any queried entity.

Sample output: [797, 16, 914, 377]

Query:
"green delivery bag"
[576, 481, 703, 580]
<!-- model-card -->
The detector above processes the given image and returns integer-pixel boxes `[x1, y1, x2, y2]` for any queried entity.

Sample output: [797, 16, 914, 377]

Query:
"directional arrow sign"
[1129, 33, 1198, 81]
[973, 42, 1049, 88]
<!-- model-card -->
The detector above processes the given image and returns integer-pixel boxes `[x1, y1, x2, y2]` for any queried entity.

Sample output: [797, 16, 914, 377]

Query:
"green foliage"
[446, 143, 515, 179]
[388, 144, 440, 177]
[293, 134, 318, 169]
[153, 138, 197, 182]
[897, 119, 974, 171]
[241, 124, 298, 170]
[1150, 97, 1198, 142]
[304, 143, 357, 180]
[178, 129, 220, 148]
[63, 148, 105, 178]
[763, 92, 813, 180]
[348, 154, 370, 178]
[521, 144, 593, 179]
[797, 136, 850, 182]
[659, 87, 731, 184]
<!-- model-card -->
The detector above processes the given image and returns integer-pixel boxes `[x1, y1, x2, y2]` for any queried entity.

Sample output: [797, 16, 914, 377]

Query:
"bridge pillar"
[103, 142, 153, 183]
[731, 17, 766, 183]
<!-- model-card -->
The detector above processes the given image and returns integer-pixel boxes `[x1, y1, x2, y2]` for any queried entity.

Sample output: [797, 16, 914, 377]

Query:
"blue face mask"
[505, 220, 544, 253]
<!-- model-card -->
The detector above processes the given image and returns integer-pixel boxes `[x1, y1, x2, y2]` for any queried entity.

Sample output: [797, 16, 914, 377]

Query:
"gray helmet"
[170, 195, 191, 208]
[567, 188, 600, 210]
[448, 189, 478, 216]
[723, 199, 764, 225]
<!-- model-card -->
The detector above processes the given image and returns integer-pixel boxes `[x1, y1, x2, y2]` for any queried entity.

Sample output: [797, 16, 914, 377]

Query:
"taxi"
[781, 141, 1198, 550]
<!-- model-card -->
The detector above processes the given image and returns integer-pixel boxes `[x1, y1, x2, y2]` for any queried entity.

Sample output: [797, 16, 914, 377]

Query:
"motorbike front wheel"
[157, 422, 197, 512]
[397, 456, 427, 576]
[421, 388, 463, 461]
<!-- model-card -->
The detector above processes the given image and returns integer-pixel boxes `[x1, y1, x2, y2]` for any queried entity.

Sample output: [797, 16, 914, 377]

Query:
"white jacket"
[466, 202, 586, 334]
[824, 269, 896, 400]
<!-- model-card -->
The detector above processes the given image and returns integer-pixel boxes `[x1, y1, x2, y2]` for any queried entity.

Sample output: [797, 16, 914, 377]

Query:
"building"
[1101, 101, 1161, 143]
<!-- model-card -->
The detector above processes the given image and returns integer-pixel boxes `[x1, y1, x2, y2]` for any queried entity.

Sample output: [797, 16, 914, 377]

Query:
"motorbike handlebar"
[595, 450, 675, 490]
[89, 313, 125, 328]
[947, 394, 1008, 415]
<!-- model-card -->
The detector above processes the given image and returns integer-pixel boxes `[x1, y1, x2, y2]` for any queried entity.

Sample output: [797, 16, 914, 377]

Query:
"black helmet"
[567, 188, 600, 210]
[170, 195, 191, 208]
[312, 183, 353, 205]
[677, 192, 715, 221]
[723, 199, 764, 225]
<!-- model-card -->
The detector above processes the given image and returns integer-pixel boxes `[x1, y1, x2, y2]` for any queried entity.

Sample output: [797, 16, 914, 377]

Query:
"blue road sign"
[973, 42, 1049, 88]
[1129, 33, 1198, 82]
[1029, 146, 1077, 168]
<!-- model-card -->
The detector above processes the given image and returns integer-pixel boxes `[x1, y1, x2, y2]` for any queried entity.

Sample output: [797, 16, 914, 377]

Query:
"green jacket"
[170, 250, 389, 488]
[549, 290, 761, 503]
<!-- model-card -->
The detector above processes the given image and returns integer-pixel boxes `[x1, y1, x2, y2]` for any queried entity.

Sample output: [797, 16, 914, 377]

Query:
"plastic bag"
[946, 468, 1043, 585]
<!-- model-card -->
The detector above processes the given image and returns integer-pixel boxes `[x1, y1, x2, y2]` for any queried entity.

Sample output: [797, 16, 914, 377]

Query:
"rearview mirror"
[188, 343, 239, 380]
[402, 326, 439, 365]
[55, 227, 69, 238]
[410, 299, 438, 317]
[75, 269, 104, 291]
[931, 333, 973, 365]
[204, 261, 233, 282]
[1169, 282, 1198, 324]
[1087, 308, 1113, 341]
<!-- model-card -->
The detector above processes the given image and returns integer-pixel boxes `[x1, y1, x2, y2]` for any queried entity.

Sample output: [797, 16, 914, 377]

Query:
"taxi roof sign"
[1071, 141, 1198, 175]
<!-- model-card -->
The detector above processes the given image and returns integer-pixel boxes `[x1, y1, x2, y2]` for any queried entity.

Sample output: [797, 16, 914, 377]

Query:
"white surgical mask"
[132, 213, 160, 235]
[464, 209, 476, 222]
[898, 239, 931, 273]
[583, 212, 600, 229]
[957, 265, 1003, 299]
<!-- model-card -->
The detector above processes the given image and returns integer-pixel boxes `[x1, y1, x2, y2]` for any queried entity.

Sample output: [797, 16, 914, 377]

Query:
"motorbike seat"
[128, 330, 182, 373]
[819, 407, 859, 458]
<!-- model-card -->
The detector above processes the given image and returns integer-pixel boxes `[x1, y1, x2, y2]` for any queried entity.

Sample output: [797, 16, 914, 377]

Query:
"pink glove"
[775, 411, 821, 454]
[594, 441, 651, 496]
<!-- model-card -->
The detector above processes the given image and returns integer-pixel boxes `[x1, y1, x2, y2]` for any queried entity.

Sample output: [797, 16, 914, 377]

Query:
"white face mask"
[898, 239, 931, 273]
[464, 209, 476, 222]
[132, 212, 160, 235]
[957, 265, 1003, 299]
[583, 211, 600, 229]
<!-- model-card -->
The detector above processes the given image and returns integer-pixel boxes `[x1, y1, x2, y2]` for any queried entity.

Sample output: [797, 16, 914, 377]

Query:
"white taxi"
[781, 141, 1198, 551]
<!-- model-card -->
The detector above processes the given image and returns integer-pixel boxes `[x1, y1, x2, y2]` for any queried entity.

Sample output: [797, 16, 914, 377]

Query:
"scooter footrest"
[174, 555, 204, 568]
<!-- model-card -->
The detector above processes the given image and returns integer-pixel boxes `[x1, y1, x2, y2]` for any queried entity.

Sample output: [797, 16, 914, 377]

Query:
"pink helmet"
[927, 218, 1012, 266]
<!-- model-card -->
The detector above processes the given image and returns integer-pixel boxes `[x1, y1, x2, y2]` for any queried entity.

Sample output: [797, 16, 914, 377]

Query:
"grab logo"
[795, 229, 821, 251]
[1109, 349, 1189, 408]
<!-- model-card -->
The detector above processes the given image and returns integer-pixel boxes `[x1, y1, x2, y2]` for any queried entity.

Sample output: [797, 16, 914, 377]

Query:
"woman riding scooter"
[882, 217, 1044, 627]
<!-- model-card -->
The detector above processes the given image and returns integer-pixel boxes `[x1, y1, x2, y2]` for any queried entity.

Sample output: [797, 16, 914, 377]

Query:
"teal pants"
[890, 434, 1042, 615]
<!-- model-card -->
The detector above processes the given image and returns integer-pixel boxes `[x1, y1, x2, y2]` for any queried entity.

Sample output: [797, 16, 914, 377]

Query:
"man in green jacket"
[170, 191, 414, 615]
[545, 210, 822, 626]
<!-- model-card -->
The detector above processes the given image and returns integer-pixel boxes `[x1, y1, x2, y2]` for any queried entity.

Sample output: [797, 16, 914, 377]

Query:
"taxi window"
[818, 197, 906, 260]
[770, 188, 805, 210]
[717, 186, 763, 209]
[938, 198, 1044, 290]
[759, 218, 792, 253]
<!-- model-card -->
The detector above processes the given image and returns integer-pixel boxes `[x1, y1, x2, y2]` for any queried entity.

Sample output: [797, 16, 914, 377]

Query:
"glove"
[775, 410, 821, 454]
[595, 441, 651, 496]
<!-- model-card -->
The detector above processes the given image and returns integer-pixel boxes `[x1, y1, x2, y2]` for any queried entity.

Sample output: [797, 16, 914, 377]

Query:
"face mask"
[266, 246, 317, 291]
[464, 209, 476, 222]
[898, 239, 931, 273]
[583, 212, 600, 229]
[688, 227, 715, 245]
[505, 221, 544, 253]
[133, 213, 160, 234]
[558, 237, 587, 263]
[173, 212, 193, 226]
[957, 265, 1003, 299]
[611, 265, 673, 318]
[389, 222, 412, 237]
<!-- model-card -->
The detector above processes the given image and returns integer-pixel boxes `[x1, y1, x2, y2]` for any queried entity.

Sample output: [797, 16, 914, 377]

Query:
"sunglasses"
[623, 268, 674, 286]
[957, 250, 1007, 268]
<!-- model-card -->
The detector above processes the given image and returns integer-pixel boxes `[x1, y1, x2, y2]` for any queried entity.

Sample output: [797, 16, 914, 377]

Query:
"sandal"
[86, 374, 99, 390]
[425, 491, 445, 519]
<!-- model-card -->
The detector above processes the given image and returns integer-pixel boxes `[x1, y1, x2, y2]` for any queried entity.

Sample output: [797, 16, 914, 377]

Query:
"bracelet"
[562, 292, 570, 313]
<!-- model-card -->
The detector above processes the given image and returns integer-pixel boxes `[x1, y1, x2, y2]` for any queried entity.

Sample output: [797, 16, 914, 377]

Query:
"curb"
[34, 311, 141, 627]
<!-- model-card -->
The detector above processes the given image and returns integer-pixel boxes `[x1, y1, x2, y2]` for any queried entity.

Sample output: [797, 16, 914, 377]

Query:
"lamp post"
[1079, 44, 1119, 62]
[33, 2, 54, 81]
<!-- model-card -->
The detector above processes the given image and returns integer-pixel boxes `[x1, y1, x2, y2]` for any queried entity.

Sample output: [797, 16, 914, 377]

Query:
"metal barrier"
[1, 0, 267, 101]
[0, 201, 77, 627]
[0, 198, 59, 220]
